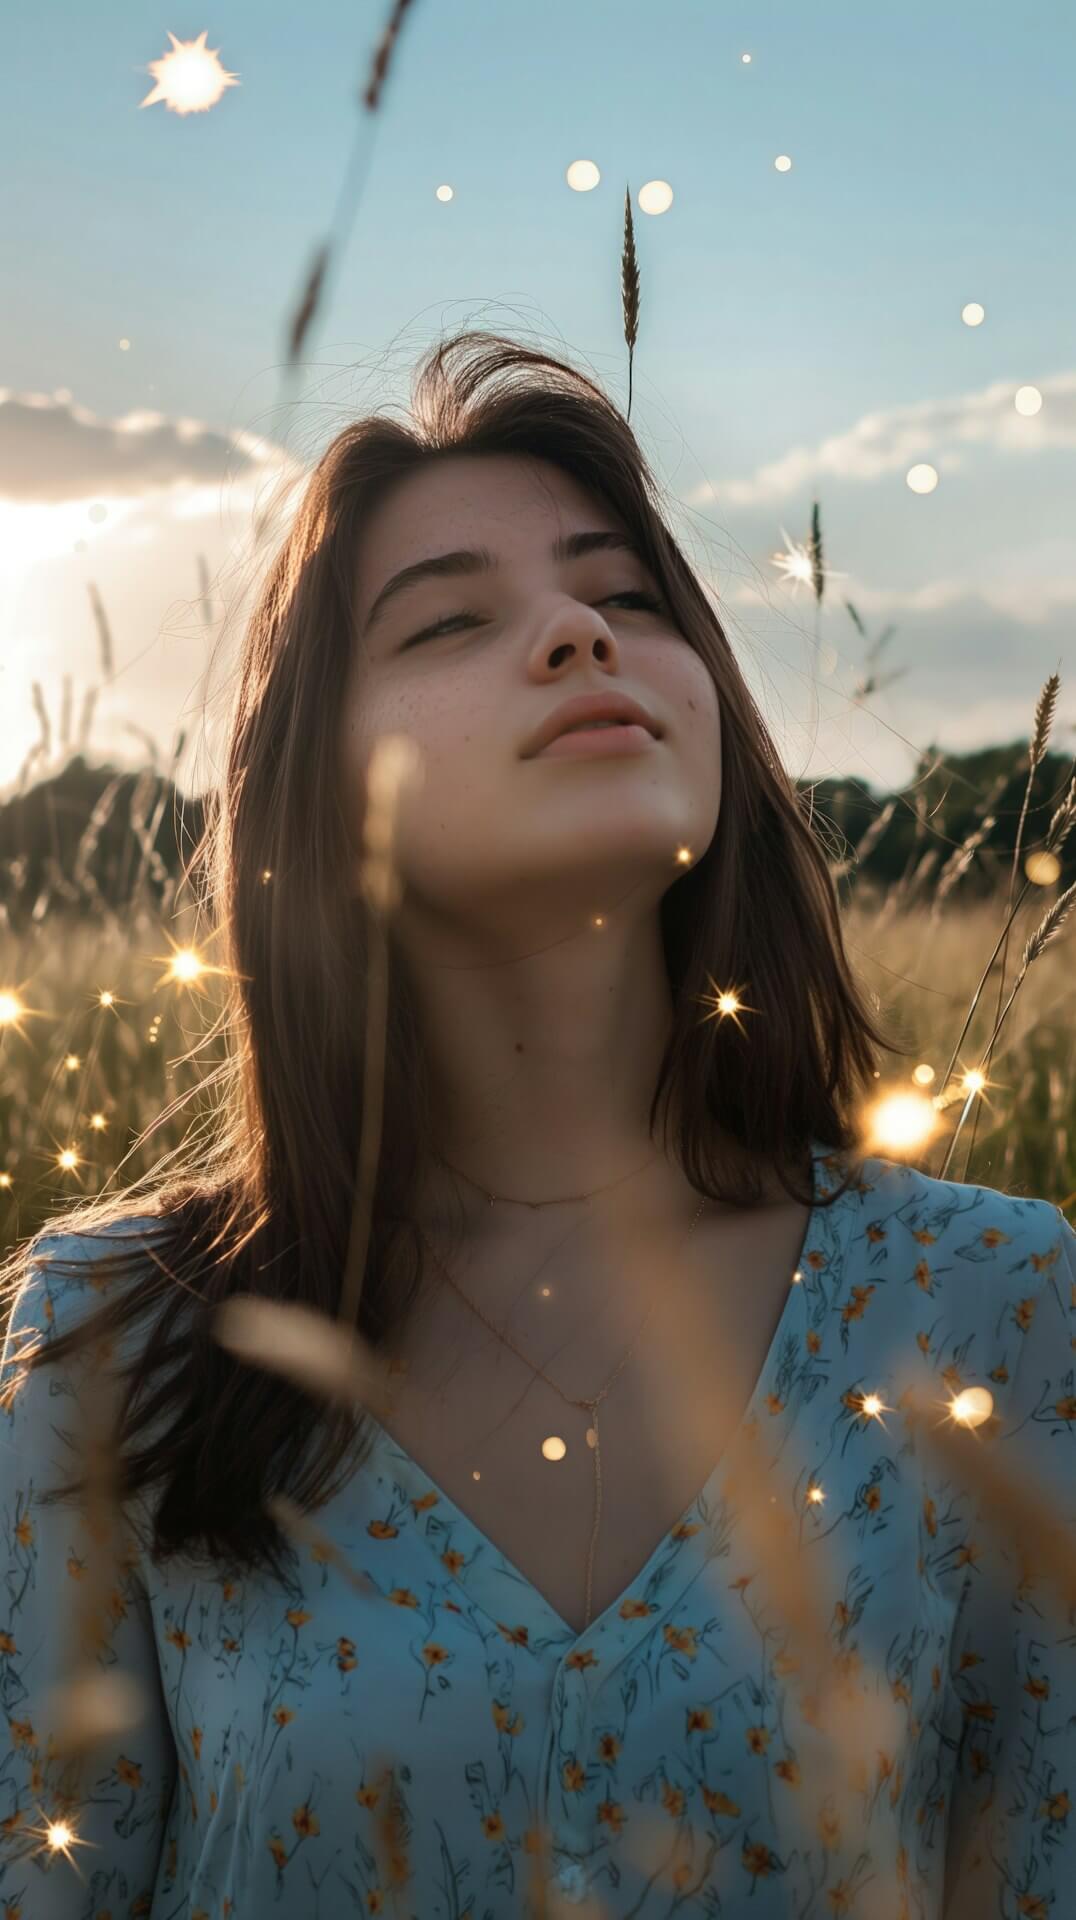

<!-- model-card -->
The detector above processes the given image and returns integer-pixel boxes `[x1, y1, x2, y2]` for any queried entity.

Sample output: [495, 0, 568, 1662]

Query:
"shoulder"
[2, 1213, 170, 1362]
[826, 1145, 1074, 1396]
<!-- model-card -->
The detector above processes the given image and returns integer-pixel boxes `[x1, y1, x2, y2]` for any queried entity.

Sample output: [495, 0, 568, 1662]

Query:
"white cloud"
[0, 387, 296, 504]
[692, 369, 1076, 509]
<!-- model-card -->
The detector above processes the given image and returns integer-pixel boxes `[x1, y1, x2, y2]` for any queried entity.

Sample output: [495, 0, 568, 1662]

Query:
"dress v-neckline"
[362, 1139, 854, 1646]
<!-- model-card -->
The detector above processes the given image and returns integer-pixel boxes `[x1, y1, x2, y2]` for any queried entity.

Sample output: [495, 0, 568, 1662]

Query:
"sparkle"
[139, 30, 240, 116]
[64, 1053, 80, 1071]
[807, 1485, 825, 1504]
[861, 1393, 884, 1419]
[949, 1387, 994, 1429]
[169, 949, 203, 983]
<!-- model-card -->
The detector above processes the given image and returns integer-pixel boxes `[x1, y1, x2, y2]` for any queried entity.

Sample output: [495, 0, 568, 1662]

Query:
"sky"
[2, 0, 1074, 800]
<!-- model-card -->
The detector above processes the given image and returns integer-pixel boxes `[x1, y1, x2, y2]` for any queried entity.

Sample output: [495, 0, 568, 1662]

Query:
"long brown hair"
[0, 330, 904, 1585]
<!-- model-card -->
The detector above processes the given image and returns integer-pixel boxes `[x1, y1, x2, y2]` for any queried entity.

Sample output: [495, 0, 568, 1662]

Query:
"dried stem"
[621, 184, 640, 422]
[960, 674, 1060, 1178]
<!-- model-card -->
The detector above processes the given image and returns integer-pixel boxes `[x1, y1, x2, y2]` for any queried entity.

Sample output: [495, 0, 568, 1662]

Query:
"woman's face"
[342, 452, 722, 945]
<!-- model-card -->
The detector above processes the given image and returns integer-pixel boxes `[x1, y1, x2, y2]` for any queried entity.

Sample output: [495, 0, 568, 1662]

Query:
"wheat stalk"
[281, 0, 417, 381]
[960, 673, 1061, 1178]
[931, 761, 1075, 1178]
[621, 184, 640, 422]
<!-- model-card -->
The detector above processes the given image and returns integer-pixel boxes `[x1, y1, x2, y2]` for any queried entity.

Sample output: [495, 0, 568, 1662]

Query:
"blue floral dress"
[2, 1141, 1074, 1918]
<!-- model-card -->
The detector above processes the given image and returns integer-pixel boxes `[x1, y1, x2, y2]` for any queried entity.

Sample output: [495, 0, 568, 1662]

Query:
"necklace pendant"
[585, 1427, 598, 1449]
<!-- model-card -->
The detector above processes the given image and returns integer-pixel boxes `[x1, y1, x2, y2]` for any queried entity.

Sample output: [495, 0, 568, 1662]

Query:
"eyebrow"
[362, 528, 646, 637]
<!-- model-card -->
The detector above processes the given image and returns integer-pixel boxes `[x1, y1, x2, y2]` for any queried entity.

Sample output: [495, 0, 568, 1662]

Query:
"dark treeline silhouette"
[0, 741, 1072, 934]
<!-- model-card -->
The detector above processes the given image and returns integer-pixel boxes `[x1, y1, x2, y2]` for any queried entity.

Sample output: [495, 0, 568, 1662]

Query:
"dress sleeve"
[943, 1203, 1076, 1920]
[0, 1235, 177, 1918]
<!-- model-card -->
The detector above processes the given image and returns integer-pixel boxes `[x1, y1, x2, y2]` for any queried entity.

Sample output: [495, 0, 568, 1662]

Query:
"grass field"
[1, 869, 1073, 1267]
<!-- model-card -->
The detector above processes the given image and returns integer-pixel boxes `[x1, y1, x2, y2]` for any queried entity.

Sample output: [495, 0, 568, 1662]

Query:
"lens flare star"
[139, 31, 241, 116]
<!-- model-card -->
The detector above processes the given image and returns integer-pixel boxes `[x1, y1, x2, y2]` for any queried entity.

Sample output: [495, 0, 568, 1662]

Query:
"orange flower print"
[963, 1699, 997, 1723]
[841, 1284, 876, 1324]
[1013, 1296, 1037, 1332]
[703, 1787, 741, 1817]
[388, 1588, 420, 1609]
[367, 1519, 399, 1539]
[1024, 1674, 1050, 1700]
[597, 1732, 621, 1763]
[686, 1707, 714, 1733]
[562, 1759, 587, 1793]
[491, 1700, 524, 1737]
[743, 1841, 773, 1877]
[496, 1622, 530, 1645]
[619, 1596, 655, 1620]
[663, 1624, 700, 1658]
[566, 1647, 599, 1671]
[481, 1810, 506, 1840]
[1038, 1790, 1070, 1822]
[766, 1392, 785, 1415]
[661, 1781, 687, 1817]
[914, 1261, 934, 1293]
[819, 1806, 841, 1848]
[746, 1725, 770, 1754]
[598, 1797, 626, 1835]
[980, 1227, 1012, 1249]
[293, 1803, 319, 1838]
[1054, 1394, 1076, 1421]
[916, 1331, 931, 1354]
[285, 1609, 311, 1629]
[440, 1549, 467, 1576]
[775, 1756, 801, 1785]
[421, 1643, 448, 1668]
[923, 1496, 937, 1537]
[989, 1364, 1009, 1383]
[411, 1490, 439, 1513]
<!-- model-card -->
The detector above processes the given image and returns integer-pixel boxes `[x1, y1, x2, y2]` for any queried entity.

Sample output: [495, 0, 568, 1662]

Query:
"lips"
[525, 693, 659, 758]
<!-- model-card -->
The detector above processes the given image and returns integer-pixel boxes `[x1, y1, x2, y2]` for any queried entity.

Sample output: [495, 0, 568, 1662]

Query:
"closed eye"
[399, 590, 668, 651]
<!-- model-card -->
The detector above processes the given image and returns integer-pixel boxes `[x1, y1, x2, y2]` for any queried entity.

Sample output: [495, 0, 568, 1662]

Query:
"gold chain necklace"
[415, 1149, 709, 1631]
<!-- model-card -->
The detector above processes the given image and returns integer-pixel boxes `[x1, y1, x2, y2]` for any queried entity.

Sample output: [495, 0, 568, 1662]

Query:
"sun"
[140, 31, 240, 116]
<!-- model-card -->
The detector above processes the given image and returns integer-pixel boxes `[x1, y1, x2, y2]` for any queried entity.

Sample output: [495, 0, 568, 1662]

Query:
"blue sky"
[2, 0, 1073, 796]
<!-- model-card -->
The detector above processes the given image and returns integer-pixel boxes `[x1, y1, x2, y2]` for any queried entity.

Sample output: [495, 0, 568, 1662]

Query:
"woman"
[2, 332, 1073, 1918]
